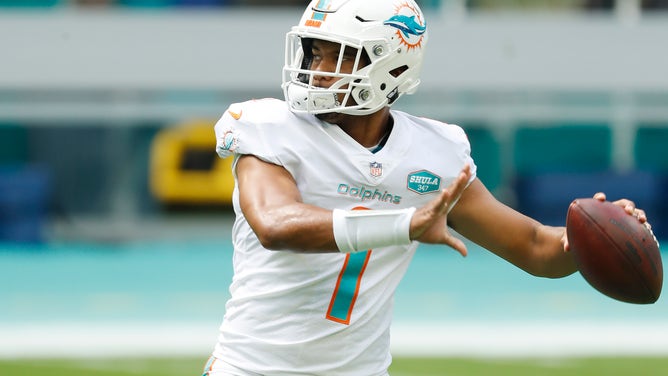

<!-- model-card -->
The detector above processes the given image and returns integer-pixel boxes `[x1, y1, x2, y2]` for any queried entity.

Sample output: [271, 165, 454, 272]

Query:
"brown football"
[566, 198, 663, 304]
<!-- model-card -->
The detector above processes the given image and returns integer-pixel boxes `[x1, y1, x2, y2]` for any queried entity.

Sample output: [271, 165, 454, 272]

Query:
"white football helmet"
[282, 0, 428, 115]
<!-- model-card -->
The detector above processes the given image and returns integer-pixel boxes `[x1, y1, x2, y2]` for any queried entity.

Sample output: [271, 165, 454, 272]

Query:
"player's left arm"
[447, 179, 651, 278]
[447, 178, 577, 278]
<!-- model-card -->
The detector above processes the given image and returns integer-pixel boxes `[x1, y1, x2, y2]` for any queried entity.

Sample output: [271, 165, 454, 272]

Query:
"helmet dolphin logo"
[383, 15, 426, 39]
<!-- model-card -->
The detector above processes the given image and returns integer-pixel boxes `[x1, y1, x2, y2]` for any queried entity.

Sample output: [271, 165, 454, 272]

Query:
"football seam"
[580, 206, 656, 301]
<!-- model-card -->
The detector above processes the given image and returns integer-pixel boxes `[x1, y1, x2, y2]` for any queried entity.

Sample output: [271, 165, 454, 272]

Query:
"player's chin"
[315, 112, 343, 124]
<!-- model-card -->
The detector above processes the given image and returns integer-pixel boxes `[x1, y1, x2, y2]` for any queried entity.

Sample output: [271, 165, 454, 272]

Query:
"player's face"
[308, 39, 369, 123]
[308, 39, 361, 89]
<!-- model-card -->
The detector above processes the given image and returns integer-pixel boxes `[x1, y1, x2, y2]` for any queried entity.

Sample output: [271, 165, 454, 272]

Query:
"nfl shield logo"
[369, 162, 383, 177]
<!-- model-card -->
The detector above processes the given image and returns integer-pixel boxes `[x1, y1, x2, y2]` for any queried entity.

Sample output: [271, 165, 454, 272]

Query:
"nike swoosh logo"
[228, 109, 242, 120]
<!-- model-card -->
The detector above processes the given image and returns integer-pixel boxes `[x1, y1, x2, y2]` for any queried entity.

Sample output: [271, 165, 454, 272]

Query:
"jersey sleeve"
[214, 101, 280, 165]
[452, 125, 478, 186]
[423, 116, 478, 186]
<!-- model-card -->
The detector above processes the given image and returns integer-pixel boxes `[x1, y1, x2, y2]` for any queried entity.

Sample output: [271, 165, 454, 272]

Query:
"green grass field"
[1, 356, 668, 376]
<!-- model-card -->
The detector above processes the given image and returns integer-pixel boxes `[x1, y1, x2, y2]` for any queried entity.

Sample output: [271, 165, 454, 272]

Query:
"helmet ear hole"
[390, 65, 408, 78]
[359, 48, 372, 68]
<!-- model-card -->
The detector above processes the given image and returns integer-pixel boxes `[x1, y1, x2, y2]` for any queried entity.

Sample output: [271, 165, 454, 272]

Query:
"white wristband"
[332, 207, 416, 253]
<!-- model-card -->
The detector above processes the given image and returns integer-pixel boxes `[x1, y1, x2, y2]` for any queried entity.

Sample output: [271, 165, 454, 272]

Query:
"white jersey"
[212, 98, 476, 375]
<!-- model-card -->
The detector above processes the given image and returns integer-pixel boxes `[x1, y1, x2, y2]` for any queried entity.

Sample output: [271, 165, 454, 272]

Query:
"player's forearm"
[247, 203, 340, 253]
[531, 225, 577, 278]
[248, 204, 416, 254]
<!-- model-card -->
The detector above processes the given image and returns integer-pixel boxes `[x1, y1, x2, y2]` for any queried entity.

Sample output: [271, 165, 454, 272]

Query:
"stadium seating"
[633, 124, 668, 239]
[461, 124, 503, 194]
[0, 124, 28, 165]
[117, 0, 234, 6]
[634, 124, 668, 173]
[175, 0, 229, 5]
[0, 0, 60, 6]
[116, 0, 176, 6]
[512, 122, 612, 175]
[512, 122, 666, 239]
[512, 123, 613, 226]
[0, 165, 51, 243]
[0, 125, 49, 243]
[515, 170, 664, 229]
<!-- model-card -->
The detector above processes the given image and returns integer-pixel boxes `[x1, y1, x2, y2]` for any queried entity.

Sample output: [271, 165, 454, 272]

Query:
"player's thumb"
[446, 236, 468, 257]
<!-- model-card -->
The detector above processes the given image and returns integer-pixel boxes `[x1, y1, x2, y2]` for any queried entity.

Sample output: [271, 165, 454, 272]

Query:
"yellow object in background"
[150, 119, 234, 206]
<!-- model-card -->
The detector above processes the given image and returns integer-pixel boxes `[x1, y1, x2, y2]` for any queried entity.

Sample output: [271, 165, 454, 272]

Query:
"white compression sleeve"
[332, 207, 416, 253]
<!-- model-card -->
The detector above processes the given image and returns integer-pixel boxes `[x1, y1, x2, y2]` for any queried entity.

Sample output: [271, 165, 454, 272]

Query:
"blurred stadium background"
[1, 0, 668, 370]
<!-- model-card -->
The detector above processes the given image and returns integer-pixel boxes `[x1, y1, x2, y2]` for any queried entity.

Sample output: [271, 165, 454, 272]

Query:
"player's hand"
[564, 192, 651, 253]
[593, 192, 647, 223]
[593, 192, 658, 247]
[409, 164, 471, 257]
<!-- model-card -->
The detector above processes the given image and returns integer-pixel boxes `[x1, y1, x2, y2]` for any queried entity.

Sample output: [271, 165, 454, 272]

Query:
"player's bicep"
[236, 154, 303, 216]
[236, 154, 336, 251]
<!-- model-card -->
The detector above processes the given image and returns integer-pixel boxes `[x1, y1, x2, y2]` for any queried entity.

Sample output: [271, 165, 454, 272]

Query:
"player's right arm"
[236, 154, 340, 253]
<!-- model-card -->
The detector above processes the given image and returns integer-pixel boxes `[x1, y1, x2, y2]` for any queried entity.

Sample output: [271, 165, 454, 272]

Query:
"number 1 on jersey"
[326, 206, 371, 325]
[326, 250, 372, 325]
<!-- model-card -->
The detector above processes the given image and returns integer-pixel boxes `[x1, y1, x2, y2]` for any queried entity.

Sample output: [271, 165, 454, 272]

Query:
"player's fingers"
[445, 234, 468, 257]
[413, 164, 471, 239]
[593, 192, 606, 201]
[440, 164, 471, 214]
[608, 197, 635, 215]
[427, 186, 452, 218]
[562, 232, 570, 252]
[452, 164, 471, 197]
[608, 198, 647, 223]
[618, 199, 636, 215]
[625, 202, 635, 214]
[647, 222, 660, 248]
